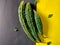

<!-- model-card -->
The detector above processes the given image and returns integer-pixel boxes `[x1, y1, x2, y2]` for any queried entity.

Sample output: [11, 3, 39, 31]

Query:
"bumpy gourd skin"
[18, 1, 42, 43]
[18, 1, 35, 42]
[36, 0, 60, 45]
[34, 10, 43, 36]
[25, 2, 41, 42]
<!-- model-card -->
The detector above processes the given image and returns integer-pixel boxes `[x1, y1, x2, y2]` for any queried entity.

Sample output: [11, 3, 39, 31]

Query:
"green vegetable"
[18, 1, 35, 42]
[25, 2, 41, 42]
[34, 10, 44, 36]
[34, 10, 47, 38]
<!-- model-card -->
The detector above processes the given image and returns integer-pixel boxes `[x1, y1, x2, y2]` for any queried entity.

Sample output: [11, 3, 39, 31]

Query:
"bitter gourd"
[18, 1, 35, 42]
[33, 10, 44, 36]
[25, 2, 41, 42]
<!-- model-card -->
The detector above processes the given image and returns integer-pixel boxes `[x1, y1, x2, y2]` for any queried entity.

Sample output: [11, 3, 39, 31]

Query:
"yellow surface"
[36, 0, 60, 45]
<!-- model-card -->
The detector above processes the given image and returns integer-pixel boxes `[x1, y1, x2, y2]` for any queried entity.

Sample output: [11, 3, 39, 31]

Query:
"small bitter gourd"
[18, 1, 35, 42]
[33, 10, 44, 36]
[25, 2, 41, 42]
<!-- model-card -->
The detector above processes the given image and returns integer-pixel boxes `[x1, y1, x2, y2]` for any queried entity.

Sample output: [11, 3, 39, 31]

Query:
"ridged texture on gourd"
[33, 10, 43, 36]
[18, 1, 35, 42]
[25, 2, 41, 42]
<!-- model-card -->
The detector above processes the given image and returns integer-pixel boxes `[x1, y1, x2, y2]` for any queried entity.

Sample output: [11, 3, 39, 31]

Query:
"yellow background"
[36, 0, 60, 45]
